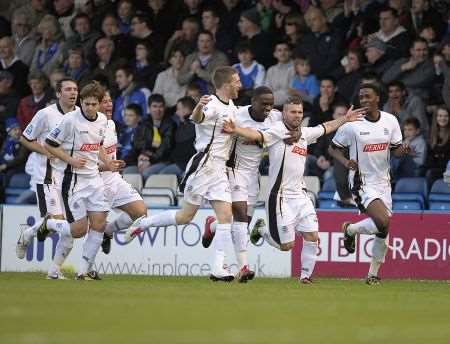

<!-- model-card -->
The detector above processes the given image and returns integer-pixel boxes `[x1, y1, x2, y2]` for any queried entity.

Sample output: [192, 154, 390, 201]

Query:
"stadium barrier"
[0, 205, 448, 279]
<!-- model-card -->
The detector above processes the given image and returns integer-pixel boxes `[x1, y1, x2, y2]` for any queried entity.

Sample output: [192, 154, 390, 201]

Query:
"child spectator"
[117, 103, 142, 166]
[391, 117, 427, 181]
[291, 54, 320, 104]
[0, 118, 28, 201]
[232, 42, 266, 94]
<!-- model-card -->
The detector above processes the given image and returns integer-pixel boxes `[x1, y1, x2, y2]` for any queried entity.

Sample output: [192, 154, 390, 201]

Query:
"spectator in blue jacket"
[113, 64, 148, 127]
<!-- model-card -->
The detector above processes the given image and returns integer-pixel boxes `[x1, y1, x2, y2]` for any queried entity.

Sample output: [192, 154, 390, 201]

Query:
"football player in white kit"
[328, 83, 410, 285]
[201, 86, 287, 282]
[124, 66, 241, 282]
[223, 96, 365, 283]
[16, 78, 79, 279]
[41, 81, 110, 280]
[97, 90, 147, 254]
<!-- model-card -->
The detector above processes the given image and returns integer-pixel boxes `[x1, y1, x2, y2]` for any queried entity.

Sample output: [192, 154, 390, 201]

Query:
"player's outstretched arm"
[191, 95, 211, 123]
[322, 106, 366, 135]
[223, 120, 263, 143]
[328, 144, 358, 171]
[392, 143, 413, 157]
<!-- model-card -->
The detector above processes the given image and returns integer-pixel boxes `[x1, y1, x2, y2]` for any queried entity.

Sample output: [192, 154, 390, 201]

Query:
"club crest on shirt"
[25, 125, 33, 135]
[49, 127, 60, 138]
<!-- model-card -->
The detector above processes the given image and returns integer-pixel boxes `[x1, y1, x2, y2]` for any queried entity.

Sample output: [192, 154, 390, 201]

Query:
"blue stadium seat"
[319, 200, 340, 209]
[5, 173, 31, 204]
[428, 179, 450, 210]
[393, 201, 422, 211]
[429, 202, 450, 211]
[318, 178, 336, 201]
[392, 177, 427, 209]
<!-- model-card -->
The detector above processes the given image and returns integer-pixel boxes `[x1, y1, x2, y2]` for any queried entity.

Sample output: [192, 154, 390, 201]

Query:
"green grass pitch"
[0, 273, 449, 344]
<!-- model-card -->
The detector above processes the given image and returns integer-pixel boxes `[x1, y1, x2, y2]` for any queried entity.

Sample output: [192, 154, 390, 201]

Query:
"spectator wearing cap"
[11, 10, 37, 67]
[130, 13, 165, 64]
[0, 71, 20, 145]
[383, 80, 429, 136]
[382, 37, 435, 101]
[238, 7, 276, 68]
[369, 6, 411, 59]
[63, 12, 101, 61]
[294, 6, 343, 79]
[30, 15, 65, 77]
[0, 117, 28, 201]
[178, 30, 228, 95]
[364, 38, 395, 76]
[0, 36, 29, 96]
[16, 71, 52, 130]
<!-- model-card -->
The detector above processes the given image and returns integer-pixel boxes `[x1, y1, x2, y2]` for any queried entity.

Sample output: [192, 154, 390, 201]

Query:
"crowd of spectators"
[0, 0, 449, 203]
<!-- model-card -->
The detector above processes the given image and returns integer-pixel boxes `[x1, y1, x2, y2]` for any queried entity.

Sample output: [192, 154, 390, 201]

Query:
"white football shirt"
[22, 103, 78, 184]
[229, 106, 281, 172]
[332, 111, 402, 186]
[193, 95, 237, 164]
[46, 109, 107, 176]
[100, 119, 119, 184]
[262, 121, 325, 198]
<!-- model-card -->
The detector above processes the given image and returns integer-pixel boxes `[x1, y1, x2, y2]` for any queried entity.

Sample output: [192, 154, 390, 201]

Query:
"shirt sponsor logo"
[105, 144, 117, 154]
[49, 128, 61, 138]
[80, 143, 101, 151]
[363, 142, 388, 152]
[291, 146, 307, 156]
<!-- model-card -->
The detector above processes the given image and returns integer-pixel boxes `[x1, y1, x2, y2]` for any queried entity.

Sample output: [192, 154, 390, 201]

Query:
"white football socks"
[231, 221, 249, 268]
[347, 218, 379, 236]
[78, 230, 103, 275]
[300, 240, 318, 279]
[48, 234, 74, 275]
[369, 236, 389, 277]
[23, 218, 44, 242]
[47, 218, 72, 237]
[105, 212, 133, 235]
[212, 223, 232, 273]
[138, 210, 177, 228]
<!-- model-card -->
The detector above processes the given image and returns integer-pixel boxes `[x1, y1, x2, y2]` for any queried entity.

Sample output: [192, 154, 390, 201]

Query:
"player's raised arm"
[223, 119, 264, 143]
[322, 105, 366, 135]
[191, 95, 211, 123]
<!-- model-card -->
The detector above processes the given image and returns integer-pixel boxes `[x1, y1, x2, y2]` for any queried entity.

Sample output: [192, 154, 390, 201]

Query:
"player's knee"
[280, 242, 295, 251]
[176, 210, 195, 224]
[71, 224, 87, 238]
[374, 215, 390, 235]
[232, 205, 247, 222]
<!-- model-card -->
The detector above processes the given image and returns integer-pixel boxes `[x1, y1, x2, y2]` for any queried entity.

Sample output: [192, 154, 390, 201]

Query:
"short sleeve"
[201, 99, 219, 123]
[332, 123, 352, 148]
[302, 125, 325, 144]
[261, 123, 288, 147]
[45, 116, 72, 146]
[390, 118, 403, 148]
[22, 110, 45, 141]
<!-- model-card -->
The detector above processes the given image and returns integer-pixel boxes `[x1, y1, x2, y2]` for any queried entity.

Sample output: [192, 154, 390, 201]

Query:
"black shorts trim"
[36, 184, 47, 218]
[61, 171, 75, 223]
[179, 152, 205, 193]
[267, 148, 286, 245]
